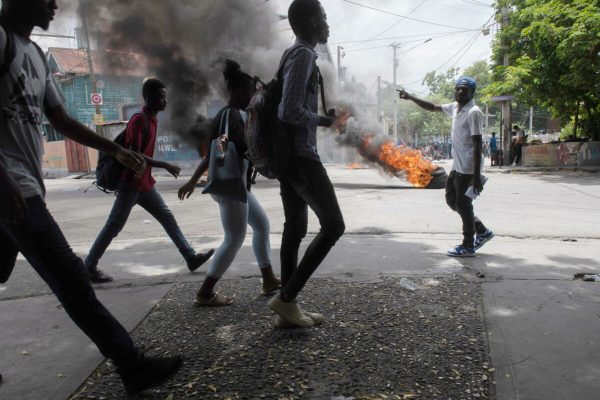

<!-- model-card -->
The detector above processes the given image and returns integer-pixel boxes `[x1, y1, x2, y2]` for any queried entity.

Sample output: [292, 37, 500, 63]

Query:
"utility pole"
[529, 106, 533, 134]
[500, 6, 512, 166]
[377, 75, 385, 136]
[337, 46, 343, 84]
[391, 43, 400, 144]
[81, 7, 101, 123]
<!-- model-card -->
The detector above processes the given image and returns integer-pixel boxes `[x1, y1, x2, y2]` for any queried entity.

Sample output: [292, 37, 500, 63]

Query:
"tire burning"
[338, 118, 445, 188]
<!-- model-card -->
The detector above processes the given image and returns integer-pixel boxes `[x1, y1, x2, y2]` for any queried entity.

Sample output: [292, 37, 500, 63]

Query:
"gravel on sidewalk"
[70, 276, 492, 400]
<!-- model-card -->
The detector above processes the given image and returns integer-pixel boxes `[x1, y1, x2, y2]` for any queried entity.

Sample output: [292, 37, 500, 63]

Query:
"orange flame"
[346, 162, 364, 169]
[362, 139, 437, 187]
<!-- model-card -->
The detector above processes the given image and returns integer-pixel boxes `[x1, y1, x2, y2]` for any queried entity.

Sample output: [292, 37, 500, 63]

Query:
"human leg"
[278, 177, 308, 287]
[195, 195, 247, 305]
[85, 184, 139, 282]
[279, 159, 345, 302]
[247, 191, 279, 293]
[453, 172, 476, 248]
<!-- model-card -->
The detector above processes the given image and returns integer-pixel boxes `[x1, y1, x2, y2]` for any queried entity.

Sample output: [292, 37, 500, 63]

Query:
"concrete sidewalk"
[1, 232, 599, 399]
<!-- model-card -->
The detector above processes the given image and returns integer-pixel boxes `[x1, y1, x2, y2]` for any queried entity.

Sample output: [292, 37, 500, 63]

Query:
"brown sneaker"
[262, 277, 281, 295]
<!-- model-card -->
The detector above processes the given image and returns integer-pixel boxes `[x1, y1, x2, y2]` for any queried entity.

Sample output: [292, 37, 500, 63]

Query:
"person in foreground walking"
[85, 78, 214, 283]
[268, 0, 346, 328]
[0, 0, 182, 394]
[178, 60, 280, 306]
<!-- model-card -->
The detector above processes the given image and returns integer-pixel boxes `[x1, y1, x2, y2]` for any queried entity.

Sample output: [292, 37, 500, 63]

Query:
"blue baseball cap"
[455, 76, 477, 91]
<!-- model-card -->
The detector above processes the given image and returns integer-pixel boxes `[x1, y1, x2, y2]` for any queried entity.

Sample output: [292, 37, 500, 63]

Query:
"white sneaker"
[275, 311, 325, 328]
[268, 295, 314, 328]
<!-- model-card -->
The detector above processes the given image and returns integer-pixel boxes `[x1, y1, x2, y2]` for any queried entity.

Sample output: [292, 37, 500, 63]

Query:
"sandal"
[194, 292, 233, 307]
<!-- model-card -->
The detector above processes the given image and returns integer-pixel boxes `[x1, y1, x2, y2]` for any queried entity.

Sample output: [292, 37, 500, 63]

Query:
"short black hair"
[142, 78, 166, 100]
[288, 0, 322, 37]
[513, 125, 520, 130]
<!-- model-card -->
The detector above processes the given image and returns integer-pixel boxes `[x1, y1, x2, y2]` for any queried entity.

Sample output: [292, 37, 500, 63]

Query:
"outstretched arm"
[45, 104, 146, 174]
[397, 89, 443, 112]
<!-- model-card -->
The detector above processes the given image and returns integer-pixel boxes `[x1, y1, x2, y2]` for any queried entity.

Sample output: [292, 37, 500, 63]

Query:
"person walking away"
[267, 0, 346, 328]
[178, 60, 280, 306]
[84, 78, 214, 283]
[489, 131, 499, 166]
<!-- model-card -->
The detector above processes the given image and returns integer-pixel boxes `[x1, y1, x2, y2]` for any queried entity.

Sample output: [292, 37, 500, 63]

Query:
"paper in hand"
[465, 175, 488, 200]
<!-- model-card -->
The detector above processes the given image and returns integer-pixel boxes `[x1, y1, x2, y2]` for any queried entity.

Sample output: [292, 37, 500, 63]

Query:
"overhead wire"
[344, 0, 429, 49]
[340, 0, 480, 30]
[329, 29, 477, 46]
[344, 29, 474, 54]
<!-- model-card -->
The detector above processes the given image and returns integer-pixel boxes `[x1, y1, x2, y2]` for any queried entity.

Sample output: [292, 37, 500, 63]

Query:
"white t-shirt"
[441, 100, 484, 174]
[0, 28, 64, 198]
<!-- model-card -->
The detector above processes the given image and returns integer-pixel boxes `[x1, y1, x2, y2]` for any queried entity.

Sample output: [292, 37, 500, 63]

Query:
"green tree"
[486, 0, 600, 139]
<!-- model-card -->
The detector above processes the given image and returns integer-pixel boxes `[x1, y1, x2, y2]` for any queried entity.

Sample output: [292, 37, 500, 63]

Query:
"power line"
[434, 30, 481, 71]
[344, 30, 472, 53]
[329, 29, 476, 45]
[345, 0, 428, 49]
[461, 0, 492, 8]
[340, 0, 479, 30]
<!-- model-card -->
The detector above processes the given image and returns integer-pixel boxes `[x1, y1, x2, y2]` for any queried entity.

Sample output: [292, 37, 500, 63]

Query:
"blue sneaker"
[474, 230, 495, 250]
[447, 244, 476, 257]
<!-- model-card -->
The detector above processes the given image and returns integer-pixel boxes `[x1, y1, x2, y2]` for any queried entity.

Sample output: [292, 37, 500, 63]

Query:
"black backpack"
[94, 113, 150, 193]
[0, 21, 47, 80]
[245, 46, 331, 179]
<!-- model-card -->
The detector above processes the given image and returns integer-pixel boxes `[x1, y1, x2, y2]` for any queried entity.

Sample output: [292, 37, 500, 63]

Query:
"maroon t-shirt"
[123, 107, 157, 192]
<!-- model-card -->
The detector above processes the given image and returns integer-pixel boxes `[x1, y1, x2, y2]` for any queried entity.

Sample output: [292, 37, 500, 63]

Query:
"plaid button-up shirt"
[278, 39, 321, 161]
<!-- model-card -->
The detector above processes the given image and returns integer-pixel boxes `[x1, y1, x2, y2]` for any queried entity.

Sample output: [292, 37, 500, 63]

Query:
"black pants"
[278, 157, 345, 300]
[513, 143, 523, 164]
[0, 196, 136, 367]
[445, 171, 487, 248]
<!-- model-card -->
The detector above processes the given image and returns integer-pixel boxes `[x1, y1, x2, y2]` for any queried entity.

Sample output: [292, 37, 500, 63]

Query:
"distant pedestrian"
[178, 60, 280, 306]
[85, 79, 214, 283]
[398, 76, 494, 257]
[0, 0, 181, 394]
[511, 125, 524, 165]
[268, 0, 346, 328]
[489, 131, 499, 166]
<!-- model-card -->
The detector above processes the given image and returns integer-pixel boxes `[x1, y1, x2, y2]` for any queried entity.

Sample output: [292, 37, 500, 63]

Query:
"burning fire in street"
[346, 163, 365, 169]
[338, 119, 442, 188]
[375, 141, 438, 187]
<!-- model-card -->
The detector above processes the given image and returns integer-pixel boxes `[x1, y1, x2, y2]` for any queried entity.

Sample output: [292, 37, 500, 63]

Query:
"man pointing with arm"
[398, 76, 494, 256]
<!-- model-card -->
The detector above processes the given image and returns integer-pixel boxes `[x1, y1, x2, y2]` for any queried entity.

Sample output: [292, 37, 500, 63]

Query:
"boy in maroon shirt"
[85, 79, 213, 283]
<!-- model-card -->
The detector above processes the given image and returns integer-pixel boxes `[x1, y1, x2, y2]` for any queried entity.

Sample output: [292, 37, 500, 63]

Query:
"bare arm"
[45, 104, 146, 174]
[139, 154, 180, 178]
[397, 89, 443, 112]
[178, 158, 209, 200]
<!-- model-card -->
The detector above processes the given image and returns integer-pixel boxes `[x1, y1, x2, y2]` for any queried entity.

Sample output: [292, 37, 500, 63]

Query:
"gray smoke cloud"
[74, 0, 289, 147]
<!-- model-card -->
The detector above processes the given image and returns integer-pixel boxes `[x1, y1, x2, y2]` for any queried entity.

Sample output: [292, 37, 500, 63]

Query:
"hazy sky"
[29, 0, 497, 96]
[270, 0, 497, 94]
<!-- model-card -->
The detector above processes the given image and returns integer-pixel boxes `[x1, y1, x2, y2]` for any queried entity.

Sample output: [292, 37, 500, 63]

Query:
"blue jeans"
[208, 191, 271, 279]
[0, 196, 136, 366]
[85, 183, 195, 270]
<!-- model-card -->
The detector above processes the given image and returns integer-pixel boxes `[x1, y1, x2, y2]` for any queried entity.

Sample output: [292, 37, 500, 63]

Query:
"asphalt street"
[1, 161, 599, 399]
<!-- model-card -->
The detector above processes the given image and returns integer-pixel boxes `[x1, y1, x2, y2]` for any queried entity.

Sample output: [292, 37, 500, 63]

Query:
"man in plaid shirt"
[268, 0, 345, 329]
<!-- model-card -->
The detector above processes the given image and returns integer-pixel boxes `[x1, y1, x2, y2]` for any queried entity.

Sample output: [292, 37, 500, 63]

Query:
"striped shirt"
[278, 39, 321, 161]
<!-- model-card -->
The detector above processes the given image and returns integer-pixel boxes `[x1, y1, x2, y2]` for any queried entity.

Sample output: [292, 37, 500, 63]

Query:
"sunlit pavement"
[1, 163, 599, 399]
